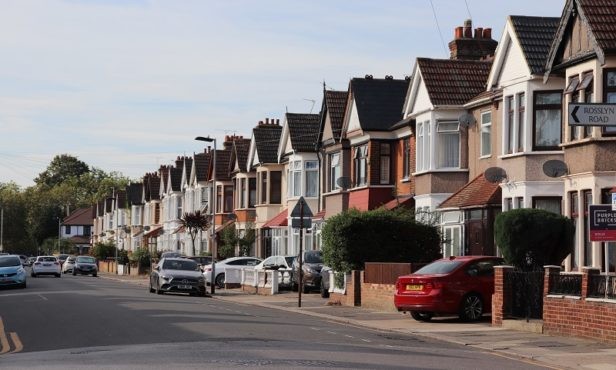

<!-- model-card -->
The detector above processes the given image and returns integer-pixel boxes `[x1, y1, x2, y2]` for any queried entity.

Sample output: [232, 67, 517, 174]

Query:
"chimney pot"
[483, 28, 492, 39]
[475, 27, 483, 38]
[266, 118, 269, 124]
[276, 119, 280, 125]
[455, 26, 463, 39]
[463, 19, 472, 38]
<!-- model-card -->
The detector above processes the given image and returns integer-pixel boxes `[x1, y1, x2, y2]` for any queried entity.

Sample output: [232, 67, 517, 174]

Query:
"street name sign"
[568, 103, 616, 126]
[589, 205, 616, 242]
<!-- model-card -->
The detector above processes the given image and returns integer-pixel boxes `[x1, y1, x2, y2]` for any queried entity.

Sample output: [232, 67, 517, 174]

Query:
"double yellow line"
[0, 316, 23, 354]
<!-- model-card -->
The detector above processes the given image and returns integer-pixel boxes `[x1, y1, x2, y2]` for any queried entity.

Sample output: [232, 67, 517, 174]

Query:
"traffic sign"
[589, 205, 616, 241]
[290, 196, 313, 218]
[568, 103, 616, 126]
[291, 218, 312, 229]
[613, 193, 616, 212]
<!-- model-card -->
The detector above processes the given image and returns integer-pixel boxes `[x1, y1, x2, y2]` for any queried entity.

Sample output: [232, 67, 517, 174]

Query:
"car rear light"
[425, 281, 444, 289]
[34, 262, 41, 265]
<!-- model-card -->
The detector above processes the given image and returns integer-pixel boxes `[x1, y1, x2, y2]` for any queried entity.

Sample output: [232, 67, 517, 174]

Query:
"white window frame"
[379, 143, 390, 184]
[305, 161, 318, 197]
[329, 152, 340, 191]
[480, 111, 492, 157]
[436, 121, 460, 169]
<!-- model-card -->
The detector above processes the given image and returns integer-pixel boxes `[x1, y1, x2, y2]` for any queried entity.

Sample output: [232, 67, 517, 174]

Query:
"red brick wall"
[360, 281, 397, 312]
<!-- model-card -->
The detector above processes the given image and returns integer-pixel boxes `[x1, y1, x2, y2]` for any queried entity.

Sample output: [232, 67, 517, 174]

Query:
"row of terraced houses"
[84, 0, 616, 273]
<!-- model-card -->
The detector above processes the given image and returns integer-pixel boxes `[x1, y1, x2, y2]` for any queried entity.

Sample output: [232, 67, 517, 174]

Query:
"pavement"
[100, 272, 616, 370]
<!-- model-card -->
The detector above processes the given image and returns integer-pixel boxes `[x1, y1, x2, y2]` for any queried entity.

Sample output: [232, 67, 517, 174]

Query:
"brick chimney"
[448, 19, 497, 61]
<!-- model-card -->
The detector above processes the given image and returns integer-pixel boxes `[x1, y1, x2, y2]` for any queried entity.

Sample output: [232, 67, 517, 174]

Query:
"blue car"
[0, 255, 27, 289]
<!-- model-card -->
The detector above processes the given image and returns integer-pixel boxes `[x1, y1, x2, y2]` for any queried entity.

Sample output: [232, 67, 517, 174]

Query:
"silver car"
[72, 256, 98, 276]
[150, 257, 206, 296]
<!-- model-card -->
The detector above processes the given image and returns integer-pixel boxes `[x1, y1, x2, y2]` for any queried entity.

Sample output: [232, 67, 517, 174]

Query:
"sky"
[0, 0, 564, 187]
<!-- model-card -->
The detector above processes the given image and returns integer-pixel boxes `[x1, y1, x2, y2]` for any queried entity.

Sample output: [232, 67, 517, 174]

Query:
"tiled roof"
[159, 166, 170, 194]
[417, 58, 492, 106]
[215, 149, 232, 181]
[169, 166, 182, 192]
[116, 190, 127, 209]
[232, 138, 251, 173]
[183, 157, 193, 181]
[465, 88, 503, 108]
[127, 183, 143, 205]
[193, 151, 211, 182]
[510, 16, 560, 75]
[262, 209, 288, 228]
[382, 195, 415, 210]
[324, 90, 348, 140]
[438, 173, 501, 209]
[143, 173, 161, 201]
[287, 113, 321, 152]
[579, 0, 616, 52]
[312, 209, 326, 220]
[63, 207, 94, 226]
[253, 122, 282, 164]
[69, 235, 90, 244]
[350, 77, 408, 131]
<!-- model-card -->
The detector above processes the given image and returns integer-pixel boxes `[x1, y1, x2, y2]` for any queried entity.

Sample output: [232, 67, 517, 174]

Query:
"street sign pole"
[298, 200, 303, 308]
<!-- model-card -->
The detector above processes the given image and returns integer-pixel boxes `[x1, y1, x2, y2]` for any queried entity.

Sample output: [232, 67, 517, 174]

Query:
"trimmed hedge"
[321, 208, 441, 273]
[494, 208, 574, 270]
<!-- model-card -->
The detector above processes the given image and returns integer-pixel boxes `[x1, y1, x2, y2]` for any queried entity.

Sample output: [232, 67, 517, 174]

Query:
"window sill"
[479, 154, 492, 159]
[412, 168, 468, 176]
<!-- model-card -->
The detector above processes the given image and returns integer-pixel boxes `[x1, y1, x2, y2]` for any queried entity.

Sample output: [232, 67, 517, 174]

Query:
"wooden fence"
[363, 262, 427, 284]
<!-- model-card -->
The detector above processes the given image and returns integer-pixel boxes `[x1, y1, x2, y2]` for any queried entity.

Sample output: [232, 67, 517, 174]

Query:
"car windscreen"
[304, 252, 322, 264]
[76, 257, 95, 264]
[0, 257, 21, 267]
[414, 260, 463, 275]
[39, 257, 57, 262]
[162, 260, 199, 271]
[284, 256, 295, 266]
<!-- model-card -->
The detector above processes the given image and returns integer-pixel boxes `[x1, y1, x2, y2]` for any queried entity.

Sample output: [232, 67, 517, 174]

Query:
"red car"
[394, 256, 503, 322]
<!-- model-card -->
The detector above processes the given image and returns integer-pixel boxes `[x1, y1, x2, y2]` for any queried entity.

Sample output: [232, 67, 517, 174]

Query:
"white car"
[31, 256, 61, 278]
[203, 256, 262, 289]
[62, 256, 76, 273]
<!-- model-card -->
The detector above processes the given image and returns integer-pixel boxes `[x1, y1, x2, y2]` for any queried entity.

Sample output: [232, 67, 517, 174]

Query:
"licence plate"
[43, 263, 51, 267]
[406, 284, 423, 291]
[178, 285, 191, 290]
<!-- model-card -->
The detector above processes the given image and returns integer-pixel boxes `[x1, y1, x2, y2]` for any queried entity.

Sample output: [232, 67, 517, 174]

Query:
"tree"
[321, 208, 441, 273]
[219, 224, 238, 259]
[494, 208, 574, 271]
[90, 241, 117, 260]
[34, 154, 90, 188]
[238, 222, 256, 256]
[179, 210, 211, 256]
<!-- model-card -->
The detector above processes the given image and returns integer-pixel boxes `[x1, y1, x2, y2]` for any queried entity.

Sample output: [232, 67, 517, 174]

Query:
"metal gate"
[504, 270, 544, 320]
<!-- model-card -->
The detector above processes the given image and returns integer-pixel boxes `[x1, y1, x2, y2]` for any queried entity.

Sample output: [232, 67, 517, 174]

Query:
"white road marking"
[37, 294, 48, 301]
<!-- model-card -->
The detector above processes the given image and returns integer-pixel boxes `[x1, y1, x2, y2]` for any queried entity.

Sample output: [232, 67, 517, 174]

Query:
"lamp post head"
[195, 136, 215, 143]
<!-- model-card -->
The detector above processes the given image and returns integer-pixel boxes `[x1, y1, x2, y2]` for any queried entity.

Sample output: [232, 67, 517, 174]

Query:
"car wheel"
[410, 311, 434, 322]
[199, 289, 207, 297]
[291, 282, 298, 292]
[56, 273, 61, 278]
[92, 272, 97, 277]
[215, 273, 225, 289]
[459, 294, 483, 321]
[31, 273, 37, 278]
[320, 280, 329, 298]
[302, 283, 310, 294]
[156, 282, 163, 295]
[21, 282, 27, 289]
[73, 271, 77, 276]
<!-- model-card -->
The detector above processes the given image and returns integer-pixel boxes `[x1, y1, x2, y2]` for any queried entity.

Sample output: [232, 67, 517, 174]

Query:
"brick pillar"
[492, 265, 513, 326]
[351, 270, 361, 306]
[582, 267, 600, 299]
[543, 265, 562, 297]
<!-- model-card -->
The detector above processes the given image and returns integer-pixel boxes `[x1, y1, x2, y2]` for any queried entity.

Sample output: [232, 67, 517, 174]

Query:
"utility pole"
[0, 207, 4, 253]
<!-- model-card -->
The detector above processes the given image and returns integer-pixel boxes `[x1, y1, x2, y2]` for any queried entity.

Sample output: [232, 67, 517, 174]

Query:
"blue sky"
[0, 0, 563, 187]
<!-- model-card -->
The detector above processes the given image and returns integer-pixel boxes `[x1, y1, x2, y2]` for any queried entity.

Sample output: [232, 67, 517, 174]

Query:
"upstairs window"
[581, 72, 593, 138]
[305, 161, 318, 197]
[517, 93, 525, 151]
[566, 76, 581, 141]
[260, 171, 267, 204]
[329, 152, 340, 191]
[270, 171, 282, 204]
[353, 145, 368, 186]
[288, 161, 302, 198]
[224, 186, 233, 212]
[533, 91, 562, 150]
[380, 143, 391, 184]
[176, 197, 183, 219]
[480, 111, 491, 156]
[402, 138, 411, 179]
[248, 178, 256, 208]
[603, 69, 616, 135]
[416, 123, 424, 171]
[239, 178, 246, 208]
[506, 95, 514, 153]
[437, 121, 459, 168]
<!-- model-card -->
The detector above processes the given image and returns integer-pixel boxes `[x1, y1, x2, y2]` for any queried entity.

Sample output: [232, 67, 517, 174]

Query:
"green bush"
[117, 250, 129, 265]
[321, 208, 441, 273]
[130, 248, 152, 269]
[494, 208, 574, 270]
[90, 241, 117, 260]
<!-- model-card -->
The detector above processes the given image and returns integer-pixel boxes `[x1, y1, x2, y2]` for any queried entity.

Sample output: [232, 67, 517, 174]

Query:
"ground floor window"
[442, 226, 461, 257]
[532, 196, 561, 214]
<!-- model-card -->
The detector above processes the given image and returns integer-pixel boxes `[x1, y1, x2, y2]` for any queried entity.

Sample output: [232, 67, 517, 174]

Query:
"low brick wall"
[328, 270, 361, 307]
[359, 271, 397, 312]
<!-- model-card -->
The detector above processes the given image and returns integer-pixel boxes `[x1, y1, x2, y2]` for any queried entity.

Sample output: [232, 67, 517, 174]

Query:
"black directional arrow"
[571, 105, 580, 123]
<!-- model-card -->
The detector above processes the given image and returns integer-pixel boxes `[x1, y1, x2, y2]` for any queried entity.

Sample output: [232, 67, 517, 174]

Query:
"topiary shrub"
[494, 208, 574, 271]
[321, 208, 441, 273]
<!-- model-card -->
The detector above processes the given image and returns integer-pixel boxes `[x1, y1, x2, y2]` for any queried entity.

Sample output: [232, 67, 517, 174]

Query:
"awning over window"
[382, 195, 415, 210]
[172, 225, 185, 234]
[262, 209, 288, 228]
[312, 210, 326, 220]
[214, 220, 234, 233]
[438, 173, 501, 209]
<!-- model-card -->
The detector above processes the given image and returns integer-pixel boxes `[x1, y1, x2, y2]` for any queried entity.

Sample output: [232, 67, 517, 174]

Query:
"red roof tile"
[262, 209, 288, 228]
[62, 207, 94, 226]
[438, 173, 501, 209]
[382, 196, 415, 210]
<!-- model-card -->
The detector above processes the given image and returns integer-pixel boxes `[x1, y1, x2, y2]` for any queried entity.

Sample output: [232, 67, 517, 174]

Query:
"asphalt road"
[0, 270, 551, 369]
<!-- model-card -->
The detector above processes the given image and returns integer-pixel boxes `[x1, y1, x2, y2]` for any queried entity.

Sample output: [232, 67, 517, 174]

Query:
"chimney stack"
[448, 19, 497, 60]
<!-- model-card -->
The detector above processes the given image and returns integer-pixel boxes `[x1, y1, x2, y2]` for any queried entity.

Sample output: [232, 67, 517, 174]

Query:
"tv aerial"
[336, 176, 351, 190]
[458, 113, 476, 127]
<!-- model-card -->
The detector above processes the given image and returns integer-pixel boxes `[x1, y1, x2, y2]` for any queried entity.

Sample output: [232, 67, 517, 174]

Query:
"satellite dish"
[484, 167, 508, 183]
[543, 160, 568, 178]
[458, 113, 476, 127]
[336, 176, 351, 190]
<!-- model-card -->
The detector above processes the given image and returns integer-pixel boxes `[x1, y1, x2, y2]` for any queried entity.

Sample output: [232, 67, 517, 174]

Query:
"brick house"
[61, 207, 94, 255]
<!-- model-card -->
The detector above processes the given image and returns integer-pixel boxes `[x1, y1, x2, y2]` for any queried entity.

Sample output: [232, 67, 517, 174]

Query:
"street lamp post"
[195, 136, 217, 294]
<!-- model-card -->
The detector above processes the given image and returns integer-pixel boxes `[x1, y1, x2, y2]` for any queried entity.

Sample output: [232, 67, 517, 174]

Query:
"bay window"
[248, 178, 256, 207]
[329, 152, 340, 191]
[437, 121, 459, 168]
[603, 69, 616, 135]
[260, 172, 267, 204]
[353, 145, 368, 186]
[305, 161, 318, 197]
[533, 91, 562, 150]
[480, 111, 491, 156]
[380, 143, 391, 184]
[402, 139, 411, 179]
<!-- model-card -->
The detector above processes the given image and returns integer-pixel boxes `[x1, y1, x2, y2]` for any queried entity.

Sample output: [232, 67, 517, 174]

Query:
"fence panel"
[588, 274, 616, 299]
[548, 273, 582, 296]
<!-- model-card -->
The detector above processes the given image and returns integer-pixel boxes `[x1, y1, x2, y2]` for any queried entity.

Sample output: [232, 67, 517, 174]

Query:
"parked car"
[255, 255, 295, 287]
[186, 256, 214, 269]
[150, 257, 206, 296]
[73, 256, 98, 276]
[394, 256, 504, 322]
[0, 255, 27, 288]
[62, 256, 77, 274]
[291, 250, 323, 293]
[31, 256, 61, 278]
[56, 254, 70, 266]
[25, 256, 36, 267]
[203, 256, 262, 289]
[319, 265, 331, 298]
[18, 255, 27, 266]
[161, 251, 182, 259]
